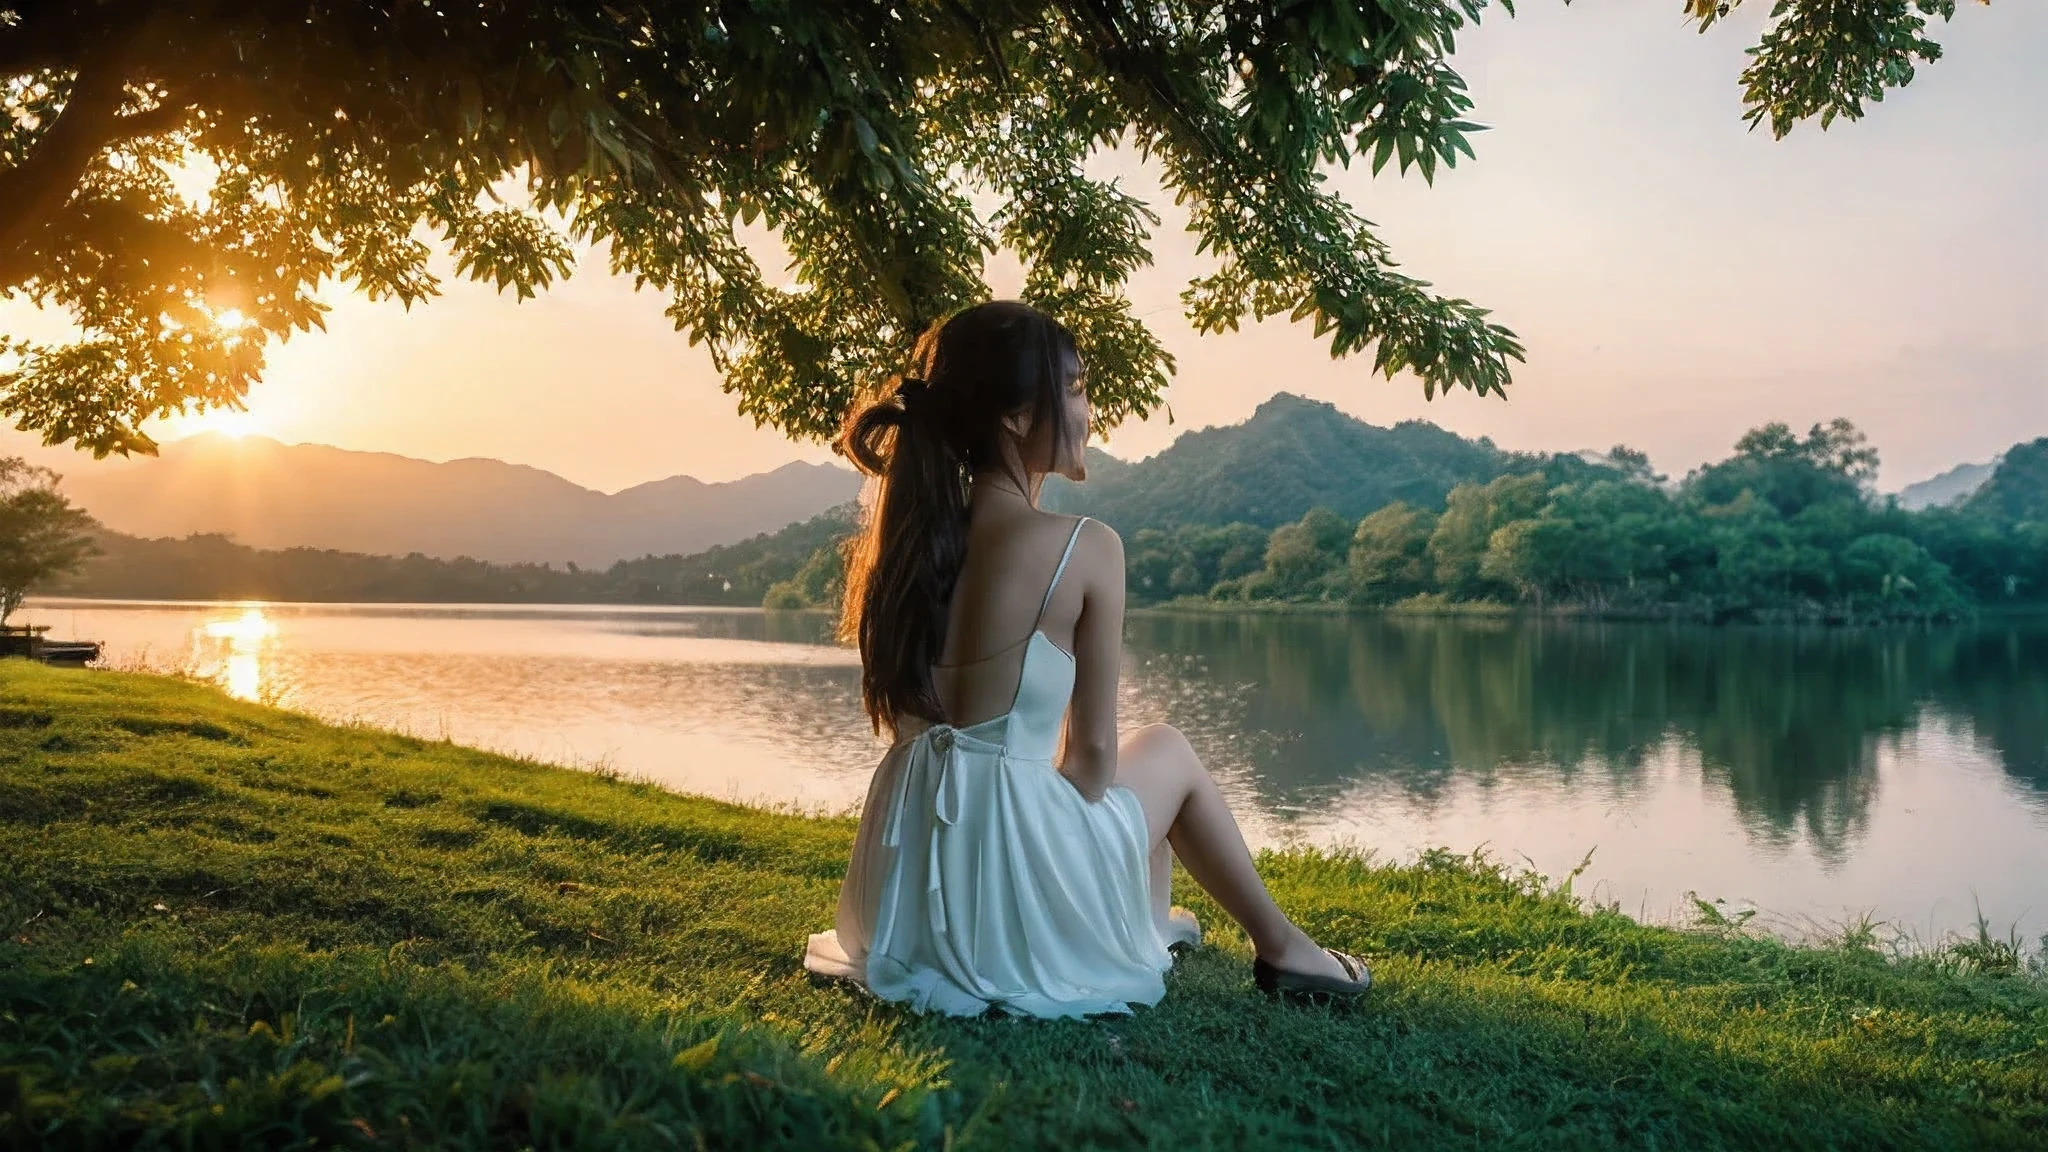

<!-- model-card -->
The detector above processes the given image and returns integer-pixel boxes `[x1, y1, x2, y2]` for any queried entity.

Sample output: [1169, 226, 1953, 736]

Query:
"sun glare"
[166, 406, 262, 439]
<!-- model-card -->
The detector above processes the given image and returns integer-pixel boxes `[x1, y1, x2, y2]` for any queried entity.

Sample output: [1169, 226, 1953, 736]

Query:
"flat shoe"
[1253, 947, 1372, 1003]
[1161, 906, 1202, 953]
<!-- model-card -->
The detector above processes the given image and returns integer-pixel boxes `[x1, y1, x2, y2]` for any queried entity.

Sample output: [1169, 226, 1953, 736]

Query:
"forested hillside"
[1966, 439, 2048, 526]
[1159, 426, 2048, 622]
[1045, 393, 1516, 532]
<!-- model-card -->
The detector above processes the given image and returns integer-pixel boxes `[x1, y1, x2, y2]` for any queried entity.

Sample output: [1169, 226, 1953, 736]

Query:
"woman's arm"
[1060, 517, 1125, 803]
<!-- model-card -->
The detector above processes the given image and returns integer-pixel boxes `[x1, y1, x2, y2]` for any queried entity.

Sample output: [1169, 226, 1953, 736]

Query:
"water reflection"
[195, 606, 279, 702]
[1122, 616, 2048, 864]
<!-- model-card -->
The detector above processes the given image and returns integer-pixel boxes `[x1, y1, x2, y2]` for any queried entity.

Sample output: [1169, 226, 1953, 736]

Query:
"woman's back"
[924, 510, 1093, 765]
[930, 507, 1091, 735]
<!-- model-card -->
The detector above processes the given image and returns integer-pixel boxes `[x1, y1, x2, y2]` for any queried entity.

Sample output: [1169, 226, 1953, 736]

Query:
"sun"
[162, 405, 263, 440]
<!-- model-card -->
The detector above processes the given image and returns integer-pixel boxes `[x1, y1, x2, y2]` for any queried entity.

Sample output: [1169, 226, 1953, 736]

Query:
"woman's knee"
[1123, 723, 1205, 789]
[1126, 722, 1192, 759]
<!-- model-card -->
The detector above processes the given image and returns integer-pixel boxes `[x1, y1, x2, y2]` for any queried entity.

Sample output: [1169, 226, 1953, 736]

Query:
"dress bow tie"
[875, 720, 996, 937]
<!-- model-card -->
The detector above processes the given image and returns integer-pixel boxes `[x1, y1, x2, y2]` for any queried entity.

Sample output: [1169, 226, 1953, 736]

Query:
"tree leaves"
[0, 1, 1979, 455]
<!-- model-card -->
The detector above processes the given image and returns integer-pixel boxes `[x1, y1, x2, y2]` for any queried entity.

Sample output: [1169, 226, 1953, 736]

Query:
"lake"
[19, 597, 2048, 949]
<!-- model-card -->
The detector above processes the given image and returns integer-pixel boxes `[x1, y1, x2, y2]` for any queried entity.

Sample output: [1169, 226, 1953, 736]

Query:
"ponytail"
[833, 301, 1081, 738]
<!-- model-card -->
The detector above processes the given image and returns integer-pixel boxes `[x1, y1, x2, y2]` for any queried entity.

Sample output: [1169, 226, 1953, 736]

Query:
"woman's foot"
[1254, 925, 1360, 983]
[1160, 905, 1202, 952]
[1253, 946, 1371, 1003]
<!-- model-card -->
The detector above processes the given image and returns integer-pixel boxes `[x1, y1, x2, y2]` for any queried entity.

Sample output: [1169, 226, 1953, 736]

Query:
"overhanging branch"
[0, 50, 132, 289]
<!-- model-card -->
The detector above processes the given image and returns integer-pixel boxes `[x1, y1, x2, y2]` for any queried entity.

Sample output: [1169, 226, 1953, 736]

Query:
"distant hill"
[47, 434, 862, 567]
[1965, 438, 2048, 525]
[1044, 393, 1513, 532]
[1896, 460, 1997, 510]
[50, 502, 861, 607]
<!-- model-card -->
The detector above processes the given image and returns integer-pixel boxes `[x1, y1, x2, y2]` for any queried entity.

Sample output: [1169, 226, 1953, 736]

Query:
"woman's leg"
[1147, 836, 1174, 929]
[1113, 723, 1351, 979]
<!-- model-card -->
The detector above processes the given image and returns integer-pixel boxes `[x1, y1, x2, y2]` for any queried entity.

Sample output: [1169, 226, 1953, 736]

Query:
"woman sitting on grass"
[802, 299, 1371, 1016]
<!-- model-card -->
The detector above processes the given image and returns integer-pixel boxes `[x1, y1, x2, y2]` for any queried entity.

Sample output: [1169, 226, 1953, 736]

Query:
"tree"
[1965, 437, 2048, 526]
[1479, 516, 1573, 607]
[1839, 532, 1965, 619]
[1690, 418, 1879, 518]
[1427, 472, 1549, 599]
[762, 540, 847, 610]
[0, 456, 97, 622]
[1, 1, 1980, 455]
[1347, 502, 1437, 604]
[1260, 506, 1352, 599]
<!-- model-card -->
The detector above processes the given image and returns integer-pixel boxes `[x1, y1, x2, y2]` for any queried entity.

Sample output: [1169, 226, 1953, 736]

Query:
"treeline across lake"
[42, 416, 2048, 626]
[48, 504, 857, 607]
[1122, 423, 2048, 622]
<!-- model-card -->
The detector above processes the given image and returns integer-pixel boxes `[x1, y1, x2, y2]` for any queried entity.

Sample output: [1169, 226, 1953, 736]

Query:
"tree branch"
[103, 98, 194, 146]
[0, 50, 131, 289]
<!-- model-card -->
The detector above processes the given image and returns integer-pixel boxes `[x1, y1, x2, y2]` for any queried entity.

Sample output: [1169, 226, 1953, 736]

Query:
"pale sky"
[4, 0, 2044, 493]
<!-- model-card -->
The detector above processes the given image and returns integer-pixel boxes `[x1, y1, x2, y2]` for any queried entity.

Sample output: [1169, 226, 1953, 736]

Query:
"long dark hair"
[834, 300, 1083, 737]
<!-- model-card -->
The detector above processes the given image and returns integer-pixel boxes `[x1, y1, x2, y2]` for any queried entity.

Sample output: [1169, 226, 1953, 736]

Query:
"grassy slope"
[2, 664, 2044, 1149]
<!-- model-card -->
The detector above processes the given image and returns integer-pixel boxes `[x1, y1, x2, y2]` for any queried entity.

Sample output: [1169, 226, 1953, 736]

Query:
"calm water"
[20, 598, 2048, 947]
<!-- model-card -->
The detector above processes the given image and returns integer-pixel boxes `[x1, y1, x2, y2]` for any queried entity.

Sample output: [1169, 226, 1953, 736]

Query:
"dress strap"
[1032, 516, 1089, 630]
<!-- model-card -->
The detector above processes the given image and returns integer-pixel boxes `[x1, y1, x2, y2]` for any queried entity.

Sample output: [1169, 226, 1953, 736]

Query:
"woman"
[801, 300, 1371, 1018]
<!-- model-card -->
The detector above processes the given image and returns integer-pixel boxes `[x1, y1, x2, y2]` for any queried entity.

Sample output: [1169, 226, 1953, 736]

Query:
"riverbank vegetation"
[1133, 425, 2048, 623]
[3, 663, 2045, 1147]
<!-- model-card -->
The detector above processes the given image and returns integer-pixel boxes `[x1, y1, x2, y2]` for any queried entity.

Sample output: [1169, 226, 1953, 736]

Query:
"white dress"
[803, 517, 1182, 1018]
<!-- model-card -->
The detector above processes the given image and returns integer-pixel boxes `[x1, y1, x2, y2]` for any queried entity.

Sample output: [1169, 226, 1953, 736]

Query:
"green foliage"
[1966, 438, 2048, 527]
[1681, 0, 1977, 138]
[1258, 506, 1352, 600]
[1840, 533, 1969, 618]
[1, 4, 1971, 454]
[1690, 418, 1876, 517]
[1182, 417, 2048, 622]
[1428, 472, 1550, 600]
[763, 542, 848, 611]
[1053, 393, 1516, 533]
[1125, 522, 1270, 604]
[1347, 502, 1439, 605]
[3, 664, 2044, 1147]
[0, 455, 96, 620]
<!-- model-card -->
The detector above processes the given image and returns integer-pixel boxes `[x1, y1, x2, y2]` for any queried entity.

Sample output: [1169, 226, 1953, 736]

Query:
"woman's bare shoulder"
[1072, 513, 1122, 555]
[1067, 514, 1123, 584]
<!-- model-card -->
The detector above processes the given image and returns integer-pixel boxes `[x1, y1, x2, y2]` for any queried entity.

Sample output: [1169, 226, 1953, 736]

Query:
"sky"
[4, 0, 2044, 493]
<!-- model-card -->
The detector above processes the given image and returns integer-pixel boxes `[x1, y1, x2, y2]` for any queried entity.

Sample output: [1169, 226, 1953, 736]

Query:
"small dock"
[0, 624, 102, 666]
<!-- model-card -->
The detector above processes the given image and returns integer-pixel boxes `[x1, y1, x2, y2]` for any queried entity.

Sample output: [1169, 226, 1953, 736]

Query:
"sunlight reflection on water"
[197, 606, 278, 702]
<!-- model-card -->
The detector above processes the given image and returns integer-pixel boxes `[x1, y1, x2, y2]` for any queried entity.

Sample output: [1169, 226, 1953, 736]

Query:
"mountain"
[1043, 393, 1514, 532]
[1964, 438, 2048, 525]
[51, 434, 862, 567]
[51, 502, 861, 606]
[1896, 460, 1998, 510]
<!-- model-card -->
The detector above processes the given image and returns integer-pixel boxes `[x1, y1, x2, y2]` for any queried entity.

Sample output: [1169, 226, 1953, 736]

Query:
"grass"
[2, 663, 2045, 1149]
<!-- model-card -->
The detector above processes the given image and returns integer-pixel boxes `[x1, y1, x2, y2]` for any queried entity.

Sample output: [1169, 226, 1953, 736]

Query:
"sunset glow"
[198, 606, 278, 702]
[164, 406, 263, 439]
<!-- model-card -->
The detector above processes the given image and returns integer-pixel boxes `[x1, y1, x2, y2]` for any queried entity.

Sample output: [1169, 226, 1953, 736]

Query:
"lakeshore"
[2, 662, 2044, 1148]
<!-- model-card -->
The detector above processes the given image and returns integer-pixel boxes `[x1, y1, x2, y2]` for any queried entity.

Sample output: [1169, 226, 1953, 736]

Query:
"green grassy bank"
[2, 664, 2044, 1149]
